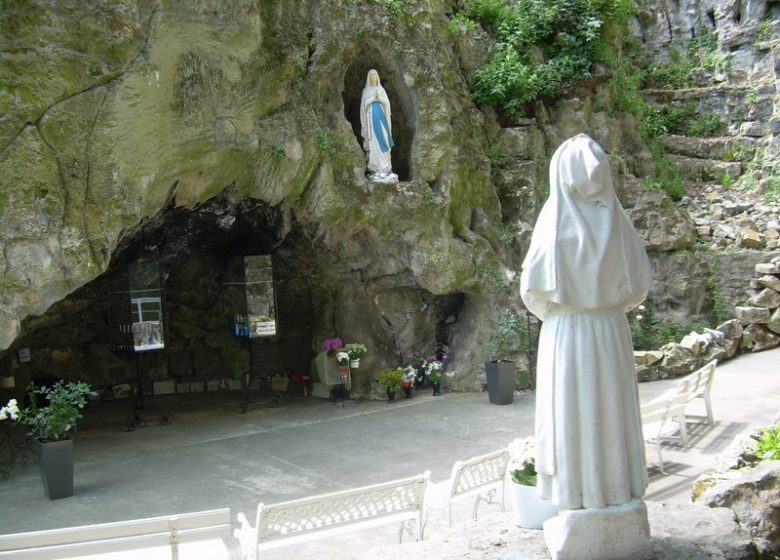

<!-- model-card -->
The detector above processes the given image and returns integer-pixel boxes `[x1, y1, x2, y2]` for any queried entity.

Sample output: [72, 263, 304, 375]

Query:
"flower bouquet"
[507, 436, 557, 529]
[344, 343, 367, 368]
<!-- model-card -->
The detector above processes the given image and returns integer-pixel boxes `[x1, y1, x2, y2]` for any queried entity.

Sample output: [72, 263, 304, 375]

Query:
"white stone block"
[153, 381, 176, 395]
[271, 376, 289, 391]
[189, 381, 204, 393]
[543, 498, 652, 560]
[311, 382, 332, 399]
[176, 382, 190, 394]
[206, 380, 220, 392]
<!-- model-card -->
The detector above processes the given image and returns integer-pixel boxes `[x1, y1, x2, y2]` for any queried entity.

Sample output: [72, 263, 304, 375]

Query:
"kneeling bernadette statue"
[360, 69, 398, 183]
[520, 134, 653, 560]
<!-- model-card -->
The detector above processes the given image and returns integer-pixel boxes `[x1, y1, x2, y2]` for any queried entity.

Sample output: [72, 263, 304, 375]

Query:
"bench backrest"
[0, 508, 232, 560]
[256, 472, 429, 547]
[680, 359, 716, 399]
[449, 448, 510, 501]
[641, 391, 688, 437]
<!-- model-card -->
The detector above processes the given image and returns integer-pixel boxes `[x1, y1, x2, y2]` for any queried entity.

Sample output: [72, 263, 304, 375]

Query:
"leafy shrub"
[641, 103, 696, 139]
[647, 48, 691, 89]
[270, 143, 286, 159]
[764, 177, 780, 204]
[754, 16, 774, 46]
[490, 309, 528, 360]
[687, 114, 722, 137]
[756, 423, 780, 460]
[466, 0, 633, 118]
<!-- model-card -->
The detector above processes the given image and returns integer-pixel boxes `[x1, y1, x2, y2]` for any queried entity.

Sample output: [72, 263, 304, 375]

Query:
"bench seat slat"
[257, 510, 417, 551]
[0, 509, 231, 558]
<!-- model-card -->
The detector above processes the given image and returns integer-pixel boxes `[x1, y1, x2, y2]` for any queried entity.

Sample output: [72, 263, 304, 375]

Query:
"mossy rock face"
[0, 0, 512, 387]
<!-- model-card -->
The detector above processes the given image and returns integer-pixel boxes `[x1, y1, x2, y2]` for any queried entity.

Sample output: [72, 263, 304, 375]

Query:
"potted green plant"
[375, 368, 404, 402]
[344, 343, 367, 368]
[486, 310, 526, 405]
[1, 380, 93, 499]
[507, 437, 557, 529]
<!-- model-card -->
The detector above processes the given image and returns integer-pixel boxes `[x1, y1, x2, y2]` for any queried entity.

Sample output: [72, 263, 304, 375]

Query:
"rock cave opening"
[1, 195, 322, 395]
[1, 192, 469, 400]
[342, 52, 415, 182]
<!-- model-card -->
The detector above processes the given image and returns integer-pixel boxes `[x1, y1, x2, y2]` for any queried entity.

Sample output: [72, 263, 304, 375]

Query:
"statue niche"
[343, 59, 413, 182]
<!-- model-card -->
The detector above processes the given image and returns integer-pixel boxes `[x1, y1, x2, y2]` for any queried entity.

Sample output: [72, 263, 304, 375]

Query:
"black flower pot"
[387, 390, 396, 402]
[35, 438, 74, 500]
[431, 382, 441, 396]
[402, 385, 413, 398]
[485, 360, 515, 405]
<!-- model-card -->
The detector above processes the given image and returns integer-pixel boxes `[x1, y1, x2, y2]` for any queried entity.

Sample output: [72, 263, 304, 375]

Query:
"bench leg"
[704, 393, 714, 426]
[656, 439, 666, 475]
[676, 412, 689, 447]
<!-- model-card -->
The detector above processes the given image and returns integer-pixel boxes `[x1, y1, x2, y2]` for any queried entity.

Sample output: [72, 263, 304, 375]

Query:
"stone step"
[661, 135, 760, 161]
[668, 154, 742, 182]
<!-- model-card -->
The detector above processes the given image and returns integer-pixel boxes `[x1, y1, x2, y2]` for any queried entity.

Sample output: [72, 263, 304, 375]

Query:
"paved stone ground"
[0, 347, 777, 559]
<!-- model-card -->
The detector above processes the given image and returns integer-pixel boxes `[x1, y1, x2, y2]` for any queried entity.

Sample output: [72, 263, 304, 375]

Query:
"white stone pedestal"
[543, 498, 652, 560]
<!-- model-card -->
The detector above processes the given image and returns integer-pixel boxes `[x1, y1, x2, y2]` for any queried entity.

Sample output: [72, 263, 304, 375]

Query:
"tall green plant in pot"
[1, 380, 93, 499]
[485, 310, 525, 405]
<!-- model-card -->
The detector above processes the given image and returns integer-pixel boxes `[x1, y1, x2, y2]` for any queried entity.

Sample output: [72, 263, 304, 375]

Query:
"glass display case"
[224, 255, 277, 338]
[108, 260, 165, 352]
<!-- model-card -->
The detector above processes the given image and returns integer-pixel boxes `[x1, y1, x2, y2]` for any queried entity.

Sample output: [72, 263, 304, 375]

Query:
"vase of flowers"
[321, 337, 344, 357]
[401, 366, 416, 398]
[344, 343, 367, 368]
[336, 351, 350, 381]
[424, 360, 443, 396]
[375, 368, 404, 402]
[508, 437, 557, 529]
[1, 380, 93, 499]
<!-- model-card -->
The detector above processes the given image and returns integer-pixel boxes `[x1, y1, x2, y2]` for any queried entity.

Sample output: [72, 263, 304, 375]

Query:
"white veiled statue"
[360, 69, 396, 180]
[520, 133, 652, 511]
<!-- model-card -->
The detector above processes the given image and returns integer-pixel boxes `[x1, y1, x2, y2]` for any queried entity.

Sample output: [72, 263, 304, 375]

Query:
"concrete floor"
[0, 347, 778, 559]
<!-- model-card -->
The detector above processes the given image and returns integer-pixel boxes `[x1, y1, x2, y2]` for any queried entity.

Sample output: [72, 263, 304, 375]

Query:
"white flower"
[638, 304, 646, 311]
[445, 370, 456, 378]
[336, 351, 350, 363]
[636, 315, 644, 321]
[1, 398, 19, 421]
[508, 436, 536, 468]
[425, 361, 442, 375]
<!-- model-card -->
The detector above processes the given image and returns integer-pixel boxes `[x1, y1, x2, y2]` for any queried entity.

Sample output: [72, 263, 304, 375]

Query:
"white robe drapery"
[520, 133, 652, 510]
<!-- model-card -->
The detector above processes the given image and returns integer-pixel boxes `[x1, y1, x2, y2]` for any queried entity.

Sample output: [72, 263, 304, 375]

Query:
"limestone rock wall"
[1, 0, 778, 392]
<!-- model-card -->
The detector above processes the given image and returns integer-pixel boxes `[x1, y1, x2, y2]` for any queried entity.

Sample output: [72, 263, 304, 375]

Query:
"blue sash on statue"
[371, 102, 395, 153]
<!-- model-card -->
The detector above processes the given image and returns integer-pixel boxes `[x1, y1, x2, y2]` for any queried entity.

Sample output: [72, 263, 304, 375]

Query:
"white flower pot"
[510, 482, 558, 529]
[350, 359, 360, 368]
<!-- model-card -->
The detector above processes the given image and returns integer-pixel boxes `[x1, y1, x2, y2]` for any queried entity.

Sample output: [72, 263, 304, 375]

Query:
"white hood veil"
[520, 134, 651, 319]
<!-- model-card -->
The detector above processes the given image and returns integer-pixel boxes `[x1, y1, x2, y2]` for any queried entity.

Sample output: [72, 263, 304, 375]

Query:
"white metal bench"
[422, 447, 510, 535]
[0, 508, 233, 560]
[235, 471, 430, 560]
[641, 391, 689, 473]
[641, 359, 717, 473]
[652, 359, 717, 426]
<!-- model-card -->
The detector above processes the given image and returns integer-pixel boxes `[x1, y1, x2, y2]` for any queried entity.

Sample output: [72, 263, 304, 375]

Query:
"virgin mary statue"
[520, 134, 652, 513]
[360, 69, 397, 182]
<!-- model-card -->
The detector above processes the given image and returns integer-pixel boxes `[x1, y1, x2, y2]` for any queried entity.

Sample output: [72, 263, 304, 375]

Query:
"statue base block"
[543, 498, 652, 560]
[367, 172, 398, 183]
